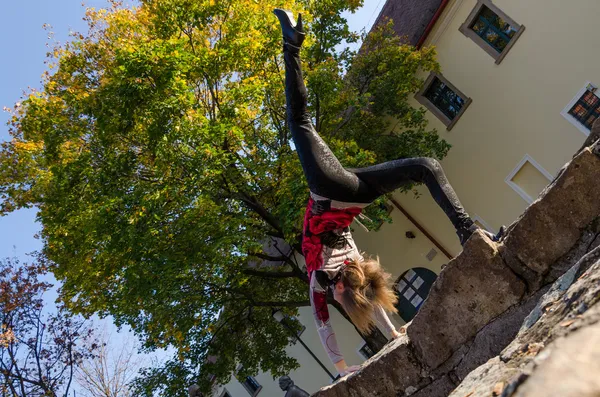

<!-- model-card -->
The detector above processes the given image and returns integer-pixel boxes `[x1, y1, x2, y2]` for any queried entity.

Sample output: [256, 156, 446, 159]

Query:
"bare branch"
[252, 300, 310, 308]
[243, 269, 297, 279]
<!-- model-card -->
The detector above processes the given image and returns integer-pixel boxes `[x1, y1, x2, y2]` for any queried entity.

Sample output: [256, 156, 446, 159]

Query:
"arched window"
[394, 267, 437, 323]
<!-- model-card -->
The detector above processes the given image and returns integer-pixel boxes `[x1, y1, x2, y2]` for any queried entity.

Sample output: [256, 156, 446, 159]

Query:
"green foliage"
[0, 0, 445, 395]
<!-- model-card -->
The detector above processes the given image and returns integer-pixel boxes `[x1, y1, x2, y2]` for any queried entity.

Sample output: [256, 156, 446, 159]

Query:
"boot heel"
[273, 8, 305, 48]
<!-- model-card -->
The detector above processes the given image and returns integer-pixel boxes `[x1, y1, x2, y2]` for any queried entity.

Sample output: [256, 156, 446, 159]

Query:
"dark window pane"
[424, 77, 465, 121]
[470, 5, 517, 53]
[472, 19, 486, 34]
[244, 377, 261, 393]
[568, 90, 600, 130]
[572, 104, 587, 118]
[394, 268, 437, 323]
[359, 343, 375, 359]
[479, 6, 498, 23]
[485, 30, 500, 44]
[583, 91, 599, 106]
[495, 38, 508, 52]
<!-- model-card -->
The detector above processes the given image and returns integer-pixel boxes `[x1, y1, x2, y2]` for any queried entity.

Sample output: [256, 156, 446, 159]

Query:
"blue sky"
[0, 0, 110, 258]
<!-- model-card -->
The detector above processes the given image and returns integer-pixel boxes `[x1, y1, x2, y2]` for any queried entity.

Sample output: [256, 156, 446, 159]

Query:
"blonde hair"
[339, 255, 398, 334]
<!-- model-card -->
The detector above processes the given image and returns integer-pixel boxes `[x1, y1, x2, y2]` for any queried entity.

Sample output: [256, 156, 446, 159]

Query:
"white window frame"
[472, 214, 495, 234]
[561, 81, 598, 137]
[235, 365, 262, 397]
[505, 154, 553, 204]
[240, 376, 262, 397]
[220, 389, 232, 397]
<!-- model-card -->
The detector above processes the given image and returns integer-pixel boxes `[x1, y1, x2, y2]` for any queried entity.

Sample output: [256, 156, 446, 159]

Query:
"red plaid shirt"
[302, 198, 362, 274]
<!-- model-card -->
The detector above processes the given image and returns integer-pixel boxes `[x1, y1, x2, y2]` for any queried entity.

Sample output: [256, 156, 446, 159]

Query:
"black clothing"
[283, 48, 473, 232]
[284, 385, 310, 397]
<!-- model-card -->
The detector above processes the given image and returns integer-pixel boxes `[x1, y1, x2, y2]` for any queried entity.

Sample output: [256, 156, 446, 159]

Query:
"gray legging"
[284, 47, 472, 231]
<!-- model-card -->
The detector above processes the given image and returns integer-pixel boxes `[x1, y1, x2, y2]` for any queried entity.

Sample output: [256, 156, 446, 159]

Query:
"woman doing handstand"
[273, 9, 497, 377]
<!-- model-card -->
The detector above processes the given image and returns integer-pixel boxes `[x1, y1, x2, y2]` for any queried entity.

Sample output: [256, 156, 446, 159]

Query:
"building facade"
[213, 0, 599, 395]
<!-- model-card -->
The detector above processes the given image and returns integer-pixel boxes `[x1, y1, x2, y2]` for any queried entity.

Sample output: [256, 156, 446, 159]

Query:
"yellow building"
[212, 0, 598, 395]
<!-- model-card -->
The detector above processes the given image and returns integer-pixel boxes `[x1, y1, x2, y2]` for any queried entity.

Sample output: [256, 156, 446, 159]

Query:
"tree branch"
[236, 192, 285, 238]
[247, 252, 289, 263]
[243, 269, 297, 279]
[252, 300, 310, 308]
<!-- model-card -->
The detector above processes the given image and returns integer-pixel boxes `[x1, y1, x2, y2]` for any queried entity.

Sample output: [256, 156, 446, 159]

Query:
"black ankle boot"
[273, 9, 305, 49]
[457, 222, 505, 246]
[457, 222, 476, 247]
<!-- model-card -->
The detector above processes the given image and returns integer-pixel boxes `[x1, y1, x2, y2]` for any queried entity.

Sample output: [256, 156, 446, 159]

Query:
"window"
[561, 83, 600, 136]
[394, 268, 437, 323]
[236, 366, 262, 397]
[357, 341, 375, 360]
[241, 376, 262, 396]
[416, 73, 472, 131]
[505, 155, 553, 204]
[459, 0, 525, 64]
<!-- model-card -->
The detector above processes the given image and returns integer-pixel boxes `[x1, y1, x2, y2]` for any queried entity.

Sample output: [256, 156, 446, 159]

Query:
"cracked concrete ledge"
[312, 142, 600, 397]
[450, 255, 600, 397]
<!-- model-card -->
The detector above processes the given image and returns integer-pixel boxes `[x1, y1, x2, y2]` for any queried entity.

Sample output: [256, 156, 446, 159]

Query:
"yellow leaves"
[174, 330, 184, 343]
[14, 140, 43, 153]
[0, 326, 16, 348]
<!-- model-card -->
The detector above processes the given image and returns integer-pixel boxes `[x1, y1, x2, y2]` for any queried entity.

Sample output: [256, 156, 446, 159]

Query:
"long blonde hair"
[339, 255, 398, 334]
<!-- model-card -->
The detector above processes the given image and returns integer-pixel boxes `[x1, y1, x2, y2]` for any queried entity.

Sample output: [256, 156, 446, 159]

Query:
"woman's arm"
[310, 275, 345, 367]
[373, 304, 402, 339]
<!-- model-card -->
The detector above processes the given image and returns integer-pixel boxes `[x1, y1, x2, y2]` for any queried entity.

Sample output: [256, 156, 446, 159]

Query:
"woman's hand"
[334, 360, 361, 377]
[392, 326, 407, 339]
[339, 365, 361, 377]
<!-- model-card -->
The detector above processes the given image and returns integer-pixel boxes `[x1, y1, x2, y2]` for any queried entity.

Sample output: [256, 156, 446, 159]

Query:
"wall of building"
[405, 0, 598, 238]
[213, 304, 371, 396]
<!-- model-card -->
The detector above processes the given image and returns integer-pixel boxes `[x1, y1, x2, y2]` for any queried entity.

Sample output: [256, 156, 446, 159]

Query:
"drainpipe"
[416, 0, 450, 49]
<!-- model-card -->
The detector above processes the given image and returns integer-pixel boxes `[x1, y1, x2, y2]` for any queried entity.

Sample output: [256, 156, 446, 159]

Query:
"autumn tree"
[0, 0, 444, 394]
[76, 331, 141, 397]
[0, 257, 96, 397]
